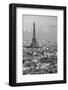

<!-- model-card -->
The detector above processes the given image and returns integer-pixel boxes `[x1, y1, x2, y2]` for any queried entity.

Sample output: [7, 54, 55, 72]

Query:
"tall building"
[30, 23, 38, 48]
[24, 22, 40, 48]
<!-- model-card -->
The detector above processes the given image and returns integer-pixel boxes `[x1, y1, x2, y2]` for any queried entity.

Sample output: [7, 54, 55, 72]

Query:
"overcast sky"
[22, 14, 57, 42]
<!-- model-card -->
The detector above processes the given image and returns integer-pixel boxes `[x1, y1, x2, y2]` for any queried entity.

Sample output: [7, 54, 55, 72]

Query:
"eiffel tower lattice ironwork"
[30, 23, 38, 48]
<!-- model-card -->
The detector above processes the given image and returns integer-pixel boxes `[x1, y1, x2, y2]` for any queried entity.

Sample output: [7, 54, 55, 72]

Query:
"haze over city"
[22, 14, 57, 42]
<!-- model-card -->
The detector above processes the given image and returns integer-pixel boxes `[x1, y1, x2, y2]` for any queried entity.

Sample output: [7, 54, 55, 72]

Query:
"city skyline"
[22, 15, 57, 42]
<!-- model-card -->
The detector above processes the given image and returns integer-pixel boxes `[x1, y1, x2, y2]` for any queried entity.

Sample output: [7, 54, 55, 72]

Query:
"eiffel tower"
[30, 23, 38, 48]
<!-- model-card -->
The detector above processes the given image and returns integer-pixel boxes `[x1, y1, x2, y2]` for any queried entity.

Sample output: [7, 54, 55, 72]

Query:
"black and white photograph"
[23, 15, 57, 75]
[9, 3, 66, 86]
